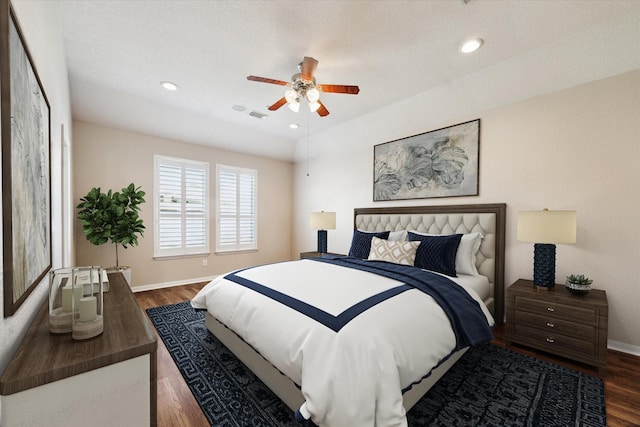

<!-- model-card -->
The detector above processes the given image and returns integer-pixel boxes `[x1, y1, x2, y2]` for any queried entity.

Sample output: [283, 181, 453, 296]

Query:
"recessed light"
[232, 105, 246, 112]
[460, 38, 483, 54]
[160, 81, 179, 91]
[289, 123, 299, 129]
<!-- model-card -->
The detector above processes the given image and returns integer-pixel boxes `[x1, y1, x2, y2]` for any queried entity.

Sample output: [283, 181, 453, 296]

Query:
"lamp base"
[317, 230, 327, 254]
[533, 243, 556, 289]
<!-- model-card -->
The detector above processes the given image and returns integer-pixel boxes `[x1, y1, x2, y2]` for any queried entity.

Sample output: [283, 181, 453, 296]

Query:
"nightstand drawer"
[514, 296, 597, 324]
[513, 324, 596, 357]
[514, 311, 596, 341]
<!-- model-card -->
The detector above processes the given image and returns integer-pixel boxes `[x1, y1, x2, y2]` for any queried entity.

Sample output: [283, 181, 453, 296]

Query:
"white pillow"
[457, 233, 483, 275]
[407, 231, 483, 275]
[355, 229, 406, 242]
[367, 236, 420, 266]
[387, 230, 407, 241]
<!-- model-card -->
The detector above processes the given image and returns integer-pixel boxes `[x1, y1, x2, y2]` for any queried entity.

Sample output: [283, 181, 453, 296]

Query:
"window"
[154, 155, 209, 258]
[216, 164, 257, 252]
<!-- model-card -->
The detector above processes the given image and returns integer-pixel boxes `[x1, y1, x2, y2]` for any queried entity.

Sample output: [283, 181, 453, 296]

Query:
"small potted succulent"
[565, 274, 593, 296]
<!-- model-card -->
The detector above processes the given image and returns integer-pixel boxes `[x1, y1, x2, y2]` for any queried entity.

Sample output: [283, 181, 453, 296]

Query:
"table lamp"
[309, 211, 336, 254]
[517, 209, 576, 289]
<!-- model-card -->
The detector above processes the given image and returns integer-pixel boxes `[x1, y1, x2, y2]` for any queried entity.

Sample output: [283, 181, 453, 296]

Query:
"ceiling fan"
[247, 56, 360, 117]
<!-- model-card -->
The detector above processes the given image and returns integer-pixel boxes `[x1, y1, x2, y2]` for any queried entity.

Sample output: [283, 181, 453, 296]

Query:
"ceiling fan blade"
[247, 75, 289, 86]
[318, 84, 360, 95]
[268, 97, 287, 111]
[316, 100, 329, 117]
[300, 57, 318, 82]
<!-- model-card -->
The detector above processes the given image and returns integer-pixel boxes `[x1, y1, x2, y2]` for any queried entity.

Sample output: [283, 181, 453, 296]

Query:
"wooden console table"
[0, 272, 157, 426]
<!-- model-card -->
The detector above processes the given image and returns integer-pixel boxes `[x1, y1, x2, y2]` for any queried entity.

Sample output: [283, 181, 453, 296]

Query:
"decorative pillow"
[367, 237, 420, 266]
[387, 230, 408, 241]
[407, 232, 463, 277]
[348, 230, 390, 259]
[457, 232, 483, 275]
[408, 231, 483, 276]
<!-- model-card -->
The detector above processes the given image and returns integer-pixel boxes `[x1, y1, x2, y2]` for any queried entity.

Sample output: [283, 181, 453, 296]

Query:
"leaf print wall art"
[373, 119, 479, 201]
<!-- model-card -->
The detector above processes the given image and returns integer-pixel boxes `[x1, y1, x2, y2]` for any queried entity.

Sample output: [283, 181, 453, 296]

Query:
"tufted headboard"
[354, 203, 506, 324]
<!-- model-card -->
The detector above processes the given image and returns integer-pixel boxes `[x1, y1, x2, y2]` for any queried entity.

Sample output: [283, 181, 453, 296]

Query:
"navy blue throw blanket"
[310, 255, 493, 351]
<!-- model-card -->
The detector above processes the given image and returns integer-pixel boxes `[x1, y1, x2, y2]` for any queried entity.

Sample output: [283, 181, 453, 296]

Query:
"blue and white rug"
[147, 301, 606, 426]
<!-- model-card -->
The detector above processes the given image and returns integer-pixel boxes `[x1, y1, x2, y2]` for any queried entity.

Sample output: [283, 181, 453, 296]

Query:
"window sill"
[153, 252, 211, 261]
[214, 249, 258, 255]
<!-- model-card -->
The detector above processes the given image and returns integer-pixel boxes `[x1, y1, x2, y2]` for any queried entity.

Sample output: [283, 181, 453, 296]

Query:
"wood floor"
[136, 283, 640, 427]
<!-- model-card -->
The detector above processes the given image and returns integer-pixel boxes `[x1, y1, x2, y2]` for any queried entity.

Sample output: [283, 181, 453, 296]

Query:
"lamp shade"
[517, 210, 576, 244]
[309, 211, 336, 230]
[306, 88, 320, 103]
[284, 88, 298, 104]
[288, 101, 300, 112]
[308, 101, 321, 113]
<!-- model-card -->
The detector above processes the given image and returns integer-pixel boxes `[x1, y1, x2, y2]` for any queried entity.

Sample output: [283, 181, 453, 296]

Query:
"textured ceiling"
[50, 0, 640, 161]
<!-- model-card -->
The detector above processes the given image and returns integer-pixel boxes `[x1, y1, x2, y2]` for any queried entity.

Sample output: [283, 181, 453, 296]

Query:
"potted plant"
[565, 274, 593, 296]
[77, 183, 145, 284]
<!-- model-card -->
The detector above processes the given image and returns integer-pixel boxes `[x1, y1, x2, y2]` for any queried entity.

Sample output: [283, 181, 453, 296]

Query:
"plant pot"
[565, 280, 590, 296]
[107, 266, 131, 286]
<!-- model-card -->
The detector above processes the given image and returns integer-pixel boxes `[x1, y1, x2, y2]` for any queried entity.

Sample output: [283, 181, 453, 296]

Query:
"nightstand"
[506, 278, 608, 375]
[300, 251, 342, 259]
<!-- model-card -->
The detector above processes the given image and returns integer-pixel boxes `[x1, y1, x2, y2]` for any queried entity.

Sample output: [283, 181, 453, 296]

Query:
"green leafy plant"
[566, 274, 593, 286]
[77, 183, 145, 267]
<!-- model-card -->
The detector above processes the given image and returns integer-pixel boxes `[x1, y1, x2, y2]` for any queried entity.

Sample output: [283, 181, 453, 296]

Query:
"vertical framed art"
[373, 119, 480, 201]
[1, 0, 52, 317]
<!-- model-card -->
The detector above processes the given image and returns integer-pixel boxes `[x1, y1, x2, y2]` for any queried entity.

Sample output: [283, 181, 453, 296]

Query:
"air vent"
[249, 111, 268, 119]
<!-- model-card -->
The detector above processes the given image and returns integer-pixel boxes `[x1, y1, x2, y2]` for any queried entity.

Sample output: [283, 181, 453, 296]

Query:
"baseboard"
[131, 276, 217, 293]
[608, 340, 640, 357]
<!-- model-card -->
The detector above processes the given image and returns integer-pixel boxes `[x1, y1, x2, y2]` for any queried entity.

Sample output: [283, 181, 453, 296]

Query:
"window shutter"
[185, 166, 206, 248]
[155, 156, 209, 258]
[216, 165, 257, 252]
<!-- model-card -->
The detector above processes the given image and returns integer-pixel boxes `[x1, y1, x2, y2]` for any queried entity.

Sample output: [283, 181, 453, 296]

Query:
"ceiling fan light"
[308, 101, 321, 113]
[306, 88, 320, 103]
[288, 101, 300, 112]
[284, 88, 298, 104]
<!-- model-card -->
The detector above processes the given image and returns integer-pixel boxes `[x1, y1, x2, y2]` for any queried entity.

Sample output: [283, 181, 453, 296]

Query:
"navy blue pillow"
[348, 230, 391, 259]
[407, 232, 463, 277]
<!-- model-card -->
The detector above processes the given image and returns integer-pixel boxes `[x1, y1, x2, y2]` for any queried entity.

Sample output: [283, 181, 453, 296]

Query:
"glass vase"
[48, 268, 75, 333]
[71, 266, 104, 340]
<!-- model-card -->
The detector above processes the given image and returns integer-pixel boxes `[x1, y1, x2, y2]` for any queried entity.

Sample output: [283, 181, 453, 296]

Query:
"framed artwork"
[373, 119, 480, 201]
[1, 2, 52, 317]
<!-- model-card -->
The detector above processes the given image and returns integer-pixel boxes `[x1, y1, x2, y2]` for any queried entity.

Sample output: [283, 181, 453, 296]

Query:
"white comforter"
[191, 258, 493, 427]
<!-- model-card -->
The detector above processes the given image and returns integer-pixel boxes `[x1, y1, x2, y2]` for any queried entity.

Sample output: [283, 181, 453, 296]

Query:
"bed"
[192, 203, 506, 426]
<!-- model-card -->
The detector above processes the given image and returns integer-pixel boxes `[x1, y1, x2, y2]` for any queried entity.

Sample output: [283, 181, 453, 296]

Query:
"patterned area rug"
[147, 301, 606, 426]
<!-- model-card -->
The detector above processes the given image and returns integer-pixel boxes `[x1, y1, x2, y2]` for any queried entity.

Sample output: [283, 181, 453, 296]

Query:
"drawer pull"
[546, 322, 555, 328]
[546, 337, 555, 343]
[547, 307, 555, 312]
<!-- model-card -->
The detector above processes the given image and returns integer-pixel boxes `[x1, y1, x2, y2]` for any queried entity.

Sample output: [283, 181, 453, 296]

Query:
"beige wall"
[73, 121, 294, 288]
[293, 70, 640, 351]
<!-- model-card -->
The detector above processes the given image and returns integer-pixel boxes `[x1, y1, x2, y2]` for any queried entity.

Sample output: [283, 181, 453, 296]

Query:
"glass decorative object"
[71, 266, 104, 340]
[49, 268, 75, 333]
